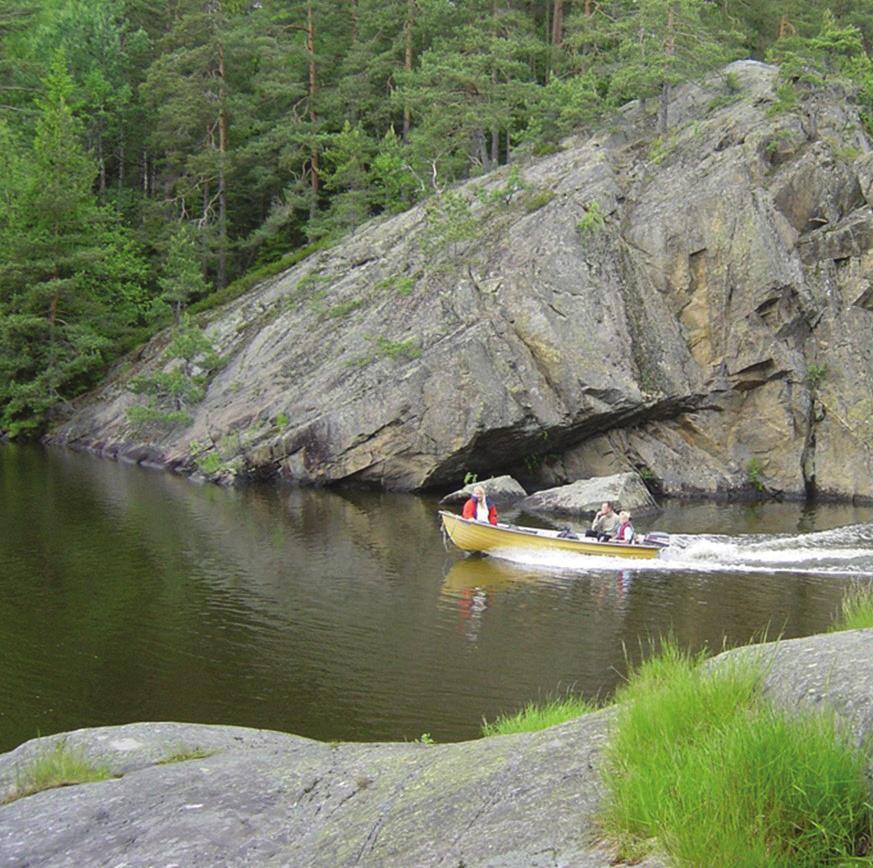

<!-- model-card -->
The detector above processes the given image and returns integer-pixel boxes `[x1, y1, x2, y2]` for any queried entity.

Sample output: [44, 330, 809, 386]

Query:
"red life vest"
[462, 496, 498, 525]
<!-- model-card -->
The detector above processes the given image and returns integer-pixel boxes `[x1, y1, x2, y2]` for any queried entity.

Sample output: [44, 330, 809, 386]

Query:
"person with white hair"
[615, 510, 635, 543]
[461, 484, 498, 525]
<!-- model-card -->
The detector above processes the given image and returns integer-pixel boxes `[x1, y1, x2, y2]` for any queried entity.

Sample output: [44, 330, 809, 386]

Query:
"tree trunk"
[490, 0, 498, 168]
[659, 4, 675, 135]
[543, 0, 551, 83]
[97, 134, 106, 199]
[402, 0, 414, 140]
[217, 38, 228, 291]
[348, 0, 359, 122]
[118, 128, 125, 192]
[551, 0, 564, 48]
[306, 0, 319, 215]
[474, 128, 488, 168]
[658, 83, 670, 135]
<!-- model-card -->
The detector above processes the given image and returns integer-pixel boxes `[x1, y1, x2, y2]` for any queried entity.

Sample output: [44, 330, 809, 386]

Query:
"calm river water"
[3, 444, 873, 753]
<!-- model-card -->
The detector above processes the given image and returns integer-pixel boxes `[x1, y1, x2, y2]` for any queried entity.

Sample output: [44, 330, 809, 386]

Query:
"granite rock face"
[2, 629, 872, 867]
[49, 61, 873, 500]
[518, 472, 657, 517]
[439, 474, 528, 506]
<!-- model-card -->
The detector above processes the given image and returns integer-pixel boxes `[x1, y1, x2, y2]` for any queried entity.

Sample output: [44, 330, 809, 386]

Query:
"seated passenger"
[461, 485, 498, 525]
[615, 510, 635, 542]
[585, 501, 620, 541]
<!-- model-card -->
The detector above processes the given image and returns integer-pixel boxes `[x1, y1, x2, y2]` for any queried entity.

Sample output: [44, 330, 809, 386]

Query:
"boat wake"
[487, 523, 873, 577]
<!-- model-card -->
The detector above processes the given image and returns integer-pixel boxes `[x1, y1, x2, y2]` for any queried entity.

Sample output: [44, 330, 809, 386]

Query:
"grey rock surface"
[519, 472, 657, 517]
[47, 61, 873, 501]
[711, 627, 873, 751]
[439, 474, 528, 506]
[2, 629, 873, 866]
[0, 716, 628, 868]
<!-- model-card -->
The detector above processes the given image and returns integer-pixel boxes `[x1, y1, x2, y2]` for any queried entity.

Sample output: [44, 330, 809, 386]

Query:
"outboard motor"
[642, 531, 670, 548]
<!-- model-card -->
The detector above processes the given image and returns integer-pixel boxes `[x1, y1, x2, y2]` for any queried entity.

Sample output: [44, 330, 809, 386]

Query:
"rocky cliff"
[49, 61, 873, 499]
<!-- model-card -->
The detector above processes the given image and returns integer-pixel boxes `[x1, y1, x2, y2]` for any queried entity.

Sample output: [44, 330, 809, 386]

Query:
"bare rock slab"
[519, 472, 657, 517]
[0, 715, 624, 868]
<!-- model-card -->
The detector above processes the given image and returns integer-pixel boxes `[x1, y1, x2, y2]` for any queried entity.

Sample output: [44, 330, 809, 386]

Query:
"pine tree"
[397, 0, 539, 184]
[141, 0, 242, 289]
[609, 0, 735, 134]
[158, 224, 209, 324]
[370, 127, 421, 214]
[767, 11, 873, 132]
[0, 53, 147, 436]
[311, 120, 376, 238]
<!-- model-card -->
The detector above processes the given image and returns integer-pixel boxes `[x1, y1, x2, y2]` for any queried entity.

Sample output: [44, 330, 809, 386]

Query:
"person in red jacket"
[461, 485, 498, 525]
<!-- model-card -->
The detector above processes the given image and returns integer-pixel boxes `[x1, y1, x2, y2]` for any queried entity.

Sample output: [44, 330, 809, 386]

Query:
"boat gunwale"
[438, 509, 664, 555]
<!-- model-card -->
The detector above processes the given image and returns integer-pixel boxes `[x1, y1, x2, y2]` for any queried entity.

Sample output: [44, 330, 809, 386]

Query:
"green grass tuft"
[481, 694, 596, 736]
[5, 741, 113, 804]
[600, 639, 872, 865]
[833, 581, 873, 632]
[158, 747, 217, 764]
[523, 188, 556, 213]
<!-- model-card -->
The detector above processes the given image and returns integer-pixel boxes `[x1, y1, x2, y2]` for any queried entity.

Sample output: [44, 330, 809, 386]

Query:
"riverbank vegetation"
[833, 581, 873, 631]
[2, 2, 873, 435]
[480, 693, 596, 736]
[600, 641, 872, 865]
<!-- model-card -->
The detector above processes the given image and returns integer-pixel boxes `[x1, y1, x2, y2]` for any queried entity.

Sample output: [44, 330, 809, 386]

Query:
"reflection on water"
[2, 443, 873, 752]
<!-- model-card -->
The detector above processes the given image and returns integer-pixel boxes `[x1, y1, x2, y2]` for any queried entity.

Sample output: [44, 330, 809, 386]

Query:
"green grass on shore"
[4, 740, 113, 804]
[599, 640, 872, 866]
[480, 694, 597, 737]
[833, 581, 873, 632]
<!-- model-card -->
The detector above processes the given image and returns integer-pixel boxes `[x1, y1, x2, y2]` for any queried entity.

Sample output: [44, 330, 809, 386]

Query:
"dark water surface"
[3, 444, 873, 753]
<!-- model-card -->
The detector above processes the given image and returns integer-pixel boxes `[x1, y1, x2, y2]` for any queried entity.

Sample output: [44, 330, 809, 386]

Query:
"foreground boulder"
[48, 61, 873, 500]
[439, 475, 528, 506]
[1, 629, 871, 867]
[519, 472, 657, 517]
[0, 719, 626, 867]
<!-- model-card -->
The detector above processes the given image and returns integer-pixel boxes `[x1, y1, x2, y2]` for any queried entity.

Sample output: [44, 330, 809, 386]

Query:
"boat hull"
[439, 511, 662, 560]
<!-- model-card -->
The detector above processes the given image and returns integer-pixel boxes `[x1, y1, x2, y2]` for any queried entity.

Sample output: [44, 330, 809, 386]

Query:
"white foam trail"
[486, 546, 662, 572]
[485, 524, 873, 578]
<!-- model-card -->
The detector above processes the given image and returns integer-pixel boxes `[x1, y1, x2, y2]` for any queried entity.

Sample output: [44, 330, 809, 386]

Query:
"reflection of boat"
[439, 510, 666, 560]
[442, 555, 535, 594]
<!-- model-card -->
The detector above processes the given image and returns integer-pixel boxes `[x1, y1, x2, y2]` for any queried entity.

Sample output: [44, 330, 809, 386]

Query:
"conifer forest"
[1, 0, 872, 435]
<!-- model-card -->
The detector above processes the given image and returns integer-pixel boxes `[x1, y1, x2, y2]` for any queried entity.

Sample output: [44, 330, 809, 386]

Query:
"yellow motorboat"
[439, 510, 666, 560]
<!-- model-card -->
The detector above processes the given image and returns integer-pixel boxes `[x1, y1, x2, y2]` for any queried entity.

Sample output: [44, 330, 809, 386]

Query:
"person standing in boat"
[462, 485, 498, 525]
[615, 511, 635, 543]
[585, 501, 620, 541]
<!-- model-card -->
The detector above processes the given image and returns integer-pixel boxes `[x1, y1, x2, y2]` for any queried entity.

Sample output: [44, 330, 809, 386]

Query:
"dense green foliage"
[600, 641, 872, 865]
[2, 0, 873, 434]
